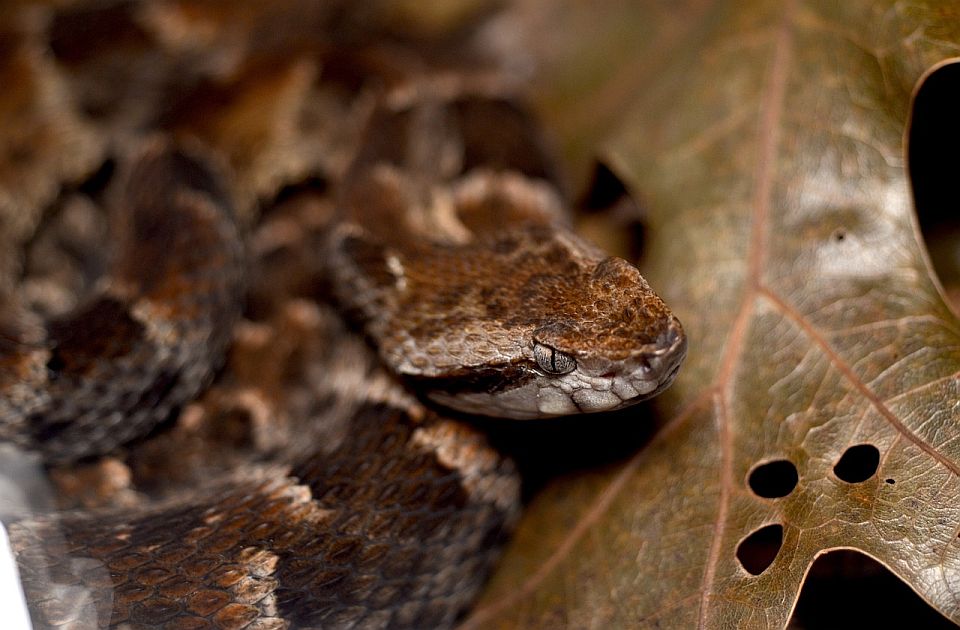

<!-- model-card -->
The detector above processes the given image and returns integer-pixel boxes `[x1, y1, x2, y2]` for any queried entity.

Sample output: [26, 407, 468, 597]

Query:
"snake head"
[527, 307, 686, 416]
[330, 165, 687, 420]
[412, 249, 687, 419]
[536, 255, 686, 407]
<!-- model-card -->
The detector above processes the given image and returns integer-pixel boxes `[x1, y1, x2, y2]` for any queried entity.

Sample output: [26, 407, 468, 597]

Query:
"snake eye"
[533, 342, 576, 375]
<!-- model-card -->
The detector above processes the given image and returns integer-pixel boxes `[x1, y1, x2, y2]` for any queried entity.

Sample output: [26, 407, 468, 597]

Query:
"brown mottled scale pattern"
[0, 19, 104, 296]
[0, 141, 244, 463]
[11, 404, 516, 629]
[0, 3, 685, 629]
[327, 93, 685, 418]
[391, 219, 674, 366]
[2, 128, 521, 628]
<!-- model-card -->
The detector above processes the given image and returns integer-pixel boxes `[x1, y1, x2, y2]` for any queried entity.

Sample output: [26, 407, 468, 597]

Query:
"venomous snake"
[0, 6, 686, 630]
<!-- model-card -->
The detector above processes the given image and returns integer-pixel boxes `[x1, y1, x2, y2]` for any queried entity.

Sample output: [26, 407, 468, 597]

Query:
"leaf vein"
[761, 286, 960, 478]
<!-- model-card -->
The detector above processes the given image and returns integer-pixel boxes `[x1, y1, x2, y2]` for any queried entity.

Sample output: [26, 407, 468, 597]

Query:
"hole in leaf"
[910, 62, 960, 296]
[790, 550, 958, 628]
[885, 478, 896, 485]
[736, 524, 783, 575]
[747, 459, 799, 498]
[833, 444, 880, 483]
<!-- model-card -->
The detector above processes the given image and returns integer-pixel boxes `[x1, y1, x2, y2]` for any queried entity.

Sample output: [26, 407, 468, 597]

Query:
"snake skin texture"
[0, 4, 685, 629]
[11, 403, 516, 629]
[3, 136, 523, 629]
[1, 141, 245, 464]
[328, 96, 686, 419]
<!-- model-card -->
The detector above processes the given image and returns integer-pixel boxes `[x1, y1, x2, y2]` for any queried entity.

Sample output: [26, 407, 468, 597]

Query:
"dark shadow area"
[789, 550, 957, 628]
[476, 401, 665, 502]
[75, 157, 116, 198]
[580, 161, 632, 213]
[910, 62, 960, 299]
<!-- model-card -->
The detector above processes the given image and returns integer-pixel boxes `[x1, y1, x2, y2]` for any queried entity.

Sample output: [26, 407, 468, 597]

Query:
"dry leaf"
[505, 0, 717, 192]
[466, 1, 960, 627]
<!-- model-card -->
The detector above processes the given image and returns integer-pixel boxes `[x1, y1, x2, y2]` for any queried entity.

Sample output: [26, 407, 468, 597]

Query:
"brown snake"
[0, 7, 686, 630]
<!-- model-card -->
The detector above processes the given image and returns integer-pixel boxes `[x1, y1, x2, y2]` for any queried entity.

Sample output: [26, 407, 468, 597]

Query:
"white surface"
[0, 447, 111, 627]
[0, 444, 47, 630]
[0, 522, 32, 630]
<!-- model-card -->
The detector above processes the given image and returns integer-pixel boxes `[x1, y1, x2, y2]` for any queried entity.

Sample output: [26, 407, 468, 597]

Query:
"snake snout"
[654, 318, 685, 356]
[645, 316, 687, 388]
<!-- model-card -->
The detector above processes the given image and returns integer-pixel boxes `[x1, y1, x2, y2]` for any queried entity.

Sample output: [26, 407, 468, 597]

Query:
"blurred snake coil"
[0, 3, 685, 629]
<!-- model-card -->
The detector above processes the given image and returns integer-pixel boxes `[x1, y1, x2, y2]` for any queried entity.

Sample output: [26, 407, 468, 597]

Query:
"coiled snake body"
[0, 87, 685, 628]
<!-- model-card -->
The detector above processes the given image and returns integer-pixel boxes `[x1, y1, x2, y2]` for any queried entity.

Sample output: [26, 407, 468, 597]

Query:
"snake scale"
[0, 3, 686, 629]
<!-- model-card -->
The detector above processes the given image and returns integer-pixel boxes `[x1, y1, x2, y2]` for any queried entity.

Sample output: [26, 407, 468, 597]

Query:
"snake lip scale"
[0, 84, 686, 628]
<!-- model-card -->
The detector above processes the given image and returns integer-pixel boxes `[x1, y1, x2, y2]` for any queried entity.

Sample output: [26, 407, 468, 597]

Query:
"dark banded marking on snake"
[1, 141, 245, 465]
[1, 87, 685, 629]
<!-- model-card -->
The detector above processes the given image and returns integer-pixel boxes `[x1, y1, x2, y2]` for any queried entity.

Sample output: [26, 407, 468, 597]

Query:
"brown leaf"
[504, 0, 717, 191]
[466, 1, 960, 627]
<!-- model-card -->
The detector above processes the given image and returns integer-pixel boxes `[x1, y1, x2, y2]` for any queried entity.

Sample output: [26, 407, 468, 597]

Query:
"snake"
[0, 17, 686, 630]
